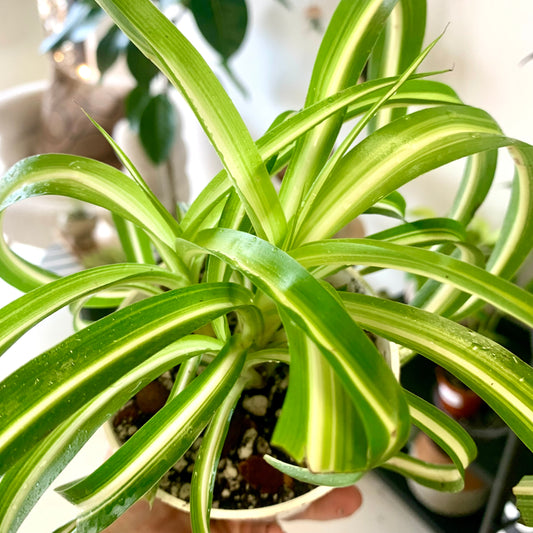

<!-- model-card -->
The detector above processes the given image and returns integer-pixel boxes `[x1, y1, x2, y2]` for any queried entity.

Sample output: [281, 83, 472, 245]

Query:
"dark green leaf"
[125, 86, 151, 131]
[126, 41, 160, 86]
[139, 94, 177, 164]
[96, 25, 129, 76]
[189, 0, 248, 60]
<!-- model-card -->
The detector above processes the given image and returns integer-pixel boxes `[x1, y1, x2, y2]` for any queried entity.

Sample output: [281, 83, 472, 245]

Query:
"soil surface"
[112, 363, 315, 510]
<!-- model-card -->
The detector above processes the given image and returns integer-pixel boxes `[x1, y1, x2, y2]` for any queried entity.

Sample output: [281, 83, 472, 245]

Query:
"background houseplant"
[40, 0, 299, 167]
[1, 1, 533, 532]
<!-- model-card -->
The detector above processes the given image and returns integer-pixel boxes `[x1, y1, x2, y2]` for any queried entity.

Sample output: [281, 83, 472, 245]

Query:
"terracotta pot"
[435, 367, 483, 419]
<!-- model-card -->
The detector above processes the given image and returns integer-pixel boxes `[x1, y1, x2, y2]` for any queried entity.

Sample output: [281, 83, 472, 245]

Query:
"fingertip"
[332, 485, 362, 517]
[265, 523, 284, 533]
[291, 485, 362, 521]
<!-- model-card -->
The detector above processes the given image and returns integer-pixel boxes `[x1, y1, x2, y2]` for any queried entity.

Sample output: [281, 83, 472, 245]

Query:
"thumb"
[287, 486, 362, 521]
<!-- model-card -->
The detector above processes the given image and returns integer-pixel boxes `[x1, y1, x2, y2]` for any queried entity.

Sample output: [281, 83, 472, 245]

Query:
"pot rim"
[103, 422, 331, 521]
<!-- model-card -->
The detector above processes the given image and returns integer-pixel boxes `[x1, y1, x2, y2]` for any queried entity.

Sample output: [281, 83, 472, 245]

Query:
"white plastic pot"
[0, 81, 47, 173]
[103, 422, 331, 522]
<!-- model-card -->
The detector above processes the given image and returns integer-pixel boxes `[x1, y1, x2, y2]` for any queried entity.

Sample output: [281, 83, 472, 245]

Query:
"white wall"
[406, 1, 533, 226]
[0, 0, 49, 90]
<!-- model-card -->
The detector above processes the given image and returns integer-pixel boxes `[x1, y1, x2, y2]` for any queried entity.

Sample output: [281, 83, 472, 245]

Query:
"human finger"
[211, 518, 283, 533]
[286, 485, 362, 521]
[102, 499, 192, 533]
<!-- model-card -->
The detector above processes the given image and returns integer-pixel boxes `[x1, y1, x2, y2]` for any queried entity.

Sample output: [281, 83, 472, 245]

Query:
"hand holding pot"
[102, 486, 362, 533]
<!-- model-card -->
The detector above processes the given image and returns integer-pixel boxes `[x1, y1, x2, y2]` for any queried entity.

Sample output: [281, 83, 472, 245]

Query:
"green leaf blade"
[264, 455, 363, 487]
[514, 476, 533, 527]
[0, 283, 253, 473]
[191, 228, 410, 467]
[0, 263, 182, 357]
[111, 216, 156, 265]
[366, 0, 427, 129]
[341, 293, 533, 455]
[0, 154, 186, 290]
[181, 77, 461, 238]
[59, 335, 248, 533]
[404, 390, 477, 475]
[94, 0, 287, 245]
[292, 105, 524, 245]
[0, 335, 222, 533]
[291, 239, 533, 330]
[190, 377, 246, 533]
[279, 0, 399, 226]
[369, 218, 467, 247]
[273, 312, 371, 473]
[382, 453, 464, 492]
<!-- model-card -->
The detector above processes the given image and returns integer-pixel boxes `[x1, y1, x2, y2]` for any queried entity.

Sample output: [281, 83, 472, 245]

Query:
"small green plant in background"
[1, 0, 533, 531]
[41, 0, 292, 164]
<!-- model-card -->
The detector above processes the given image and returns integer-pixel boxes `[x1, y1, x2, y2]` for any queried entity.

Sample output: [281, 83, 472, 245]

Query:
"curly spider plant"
[1, 0, 533, 531]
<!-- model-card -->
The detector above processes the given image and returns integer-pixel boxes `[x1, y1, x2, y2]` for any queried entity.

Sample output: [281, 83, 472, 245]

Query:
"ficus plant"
[41, 0, 287, 164]
[1, 0, 533, 531]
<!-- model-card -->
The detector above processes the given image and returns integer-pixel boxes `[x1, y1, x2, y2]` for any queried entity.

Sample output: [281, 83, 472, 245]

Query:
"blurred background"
[2, 1, 533, 216]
